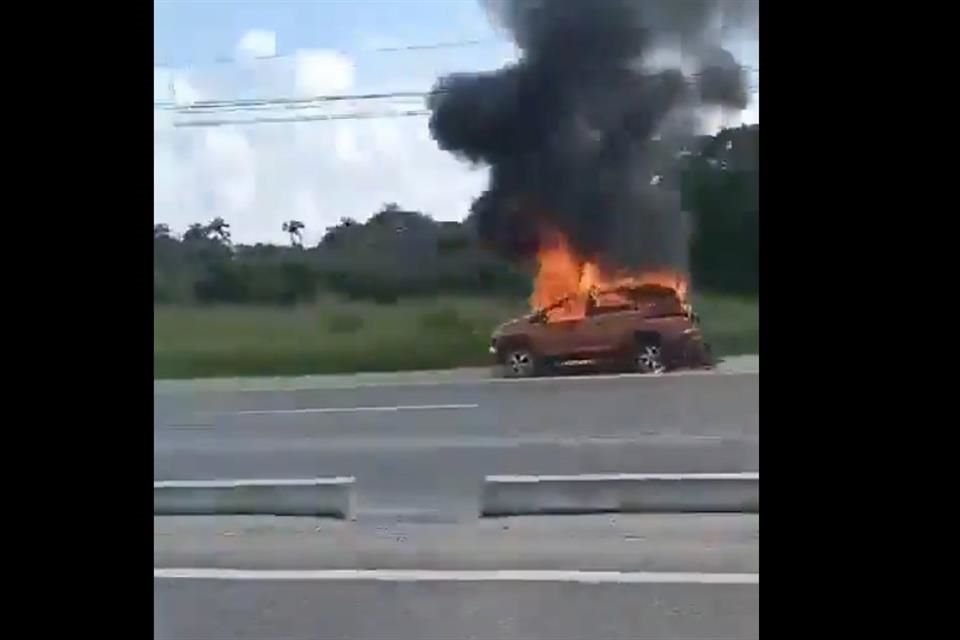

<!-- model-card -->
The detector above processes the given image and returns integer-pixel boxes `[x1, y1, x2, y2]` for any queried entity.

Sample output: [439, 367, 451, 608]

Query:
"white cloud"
[198, 129, 258, 214]
[153, 32, 488, 246]
[236, 29, 277, 60]
[294, 49, 355, 95]
[154, 68, 204, 106]
[172, 75, 204, 106]
[330, 124, 365, 165]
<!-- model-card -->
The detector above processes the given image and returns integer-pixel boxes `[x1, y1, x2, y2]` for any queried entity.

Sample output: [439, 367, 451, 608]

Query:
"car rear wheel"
[635, 343, 666, 374]
[504, 349, 537, 378]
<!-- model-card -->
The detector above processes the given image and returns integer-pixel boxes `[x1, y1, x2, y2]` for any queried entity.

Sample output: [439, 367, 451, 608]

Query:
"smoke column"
[428, 0, 758, 276]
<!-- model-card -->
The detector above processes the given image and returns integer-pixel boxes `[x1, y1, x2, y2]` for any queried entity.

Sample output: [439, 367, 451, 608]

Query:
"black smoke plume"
[428, 0, 757, 277]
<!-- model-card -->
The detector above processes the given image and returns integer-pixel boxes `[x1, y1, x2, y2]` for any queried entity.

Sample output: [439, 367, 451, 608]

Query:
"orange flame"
[530, 227, 689, 322]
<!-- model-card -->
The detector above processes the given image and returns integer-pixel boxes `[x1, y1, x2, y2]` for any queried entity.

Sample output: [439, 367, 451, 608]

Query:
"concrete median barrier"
[154, 477, 355, 518]
[481, 472, 759, 516]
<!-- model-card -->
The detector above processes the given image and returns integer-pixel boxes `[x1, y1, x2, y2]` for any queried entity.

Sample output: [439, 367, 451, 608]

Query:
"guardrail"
[480, 472, 759, 516]
[154, 477, 355, 518]
[153, 472, 759, 519]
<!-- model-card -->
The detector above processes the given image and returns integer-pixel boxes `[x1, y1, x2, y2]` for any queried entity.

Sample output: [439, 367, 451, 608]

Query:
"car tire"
[502, 348, 538, 378]
[634, 341, 666, 374]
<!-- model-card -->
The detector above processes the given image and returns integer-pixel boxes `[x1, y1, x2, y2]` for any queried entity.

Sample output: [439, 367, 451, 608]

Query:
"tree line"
[154, 124, 758, 305]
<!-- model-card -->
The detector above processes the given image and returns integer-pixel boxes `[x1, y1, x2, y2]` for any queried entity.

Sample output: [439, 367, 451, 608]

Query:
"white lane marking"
[154, 477, 354, 488]
[487, 472, 760, 483]
[154, 433, 758, 450]
[154, 568, 758, 584]
[222, 403, 479, 416]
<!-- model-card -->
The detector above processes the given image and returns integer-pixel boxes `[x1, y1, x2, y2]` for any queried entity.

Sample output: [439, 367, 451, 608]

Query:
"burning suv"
[489, 284, 713, 377]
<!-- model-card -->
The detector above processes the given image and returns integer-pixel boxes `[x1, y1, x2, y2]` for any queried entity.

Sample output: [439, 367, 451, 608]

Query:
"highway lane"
[154, 514, 760, 572]
[155, 576, 758, 640]
[154, 514, 759, 640]
[155, 371, 759, 435]
[154, 372, 759, 519]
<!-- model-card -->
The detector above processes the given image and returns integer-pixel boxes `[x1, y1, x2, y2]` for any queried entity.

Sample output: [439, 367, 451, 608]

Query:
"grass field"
[154, 294, 758, 379]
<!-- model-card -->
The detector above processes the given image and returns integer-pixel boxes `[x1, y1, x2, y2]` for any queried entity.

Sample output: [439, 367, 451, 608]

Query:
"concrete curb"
[154, 478, 355, 518]
[480, 472, 759, 516]
[154, 355, 759, 393]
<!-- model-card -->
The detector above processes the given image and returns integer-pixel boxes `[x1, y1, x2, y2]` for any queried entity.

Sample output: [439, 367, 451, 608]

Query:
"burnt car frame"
[489, 285, 714, 377]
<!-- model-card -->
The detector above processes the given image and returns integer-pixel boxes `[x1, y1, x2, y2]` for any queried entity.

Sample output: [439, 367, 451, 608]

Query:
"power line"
[373, 38, 499, 52]
[173, 109, 430, 128]
[156, 40, 757, 76]
[165, 86, 759, 125]
[156, 90, 431, 110]
[169, 83, 759, 126]
[166, 98, 426, 117]
[154, 38, 502, 69]
[156, 69, 758, 111]
[156, 39, 758, 72]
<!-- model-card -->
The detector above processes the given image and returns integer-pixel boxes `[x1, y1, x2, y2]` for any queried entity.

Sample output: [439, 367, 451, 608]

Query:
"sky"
[154, 0, 759, 246]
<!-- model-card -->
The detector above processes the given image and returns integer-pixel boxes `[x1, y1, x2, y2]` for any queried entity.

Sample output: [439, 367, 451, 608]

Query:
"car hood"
[492, 316, 531, 339]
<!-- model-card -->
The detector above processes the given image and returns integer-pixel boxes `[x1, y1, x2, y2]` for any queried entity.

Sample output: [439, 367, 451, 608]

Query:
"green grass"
[691, 293, 760, 358]
[154, 294, 757, 379]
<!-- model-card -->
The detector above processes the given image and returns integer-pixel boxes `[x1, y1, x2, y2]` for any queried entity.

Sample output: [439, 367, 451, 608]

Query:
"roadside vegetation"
[154, 125, 758, 379]
[154, 294, 757, 379]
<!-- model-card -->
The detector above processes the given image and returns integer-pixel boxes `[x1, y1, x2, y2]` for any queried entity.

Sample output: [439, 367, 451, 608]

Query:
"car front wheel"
[504, 348, 537, 378]
[635, 343, 666, 374]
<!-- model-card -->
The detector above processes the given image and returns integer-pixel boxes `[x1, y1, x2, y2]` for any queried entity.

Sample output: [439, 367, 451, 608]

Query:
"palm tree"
[208, 217, 232, 246]
[282, 220, 306, 247]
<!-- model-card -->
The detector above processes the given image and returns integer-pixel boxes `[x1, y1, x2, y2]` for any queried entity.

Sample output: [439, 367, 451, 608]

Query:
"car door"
[580, 302, 634, 354]
[535, 317, 594, 358]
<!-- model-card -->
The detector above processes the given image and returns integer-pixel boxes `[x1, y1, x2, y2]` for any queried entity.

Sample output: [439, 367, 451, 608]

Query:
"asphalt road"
[154, 514, 760, 640]
[154, 371, 759, 520]
[154, 514, 760, 572]
[155, 577, 758, 640]
[155, 368, 760, 638]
